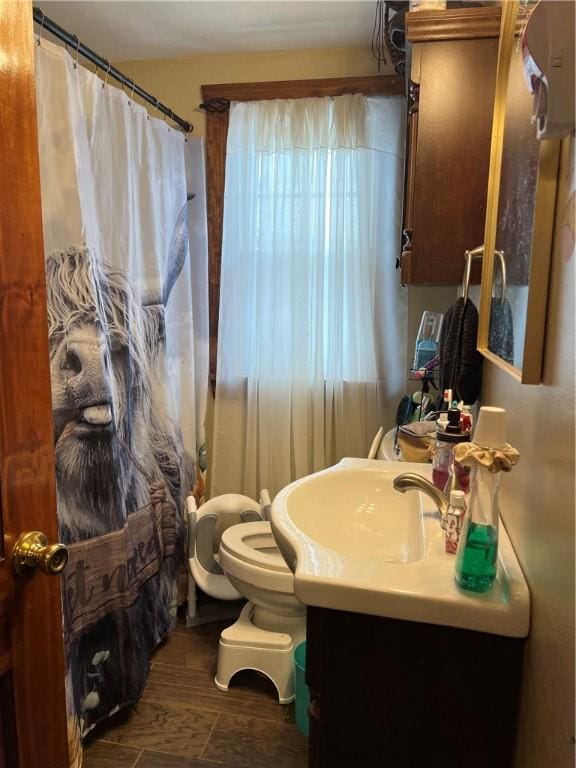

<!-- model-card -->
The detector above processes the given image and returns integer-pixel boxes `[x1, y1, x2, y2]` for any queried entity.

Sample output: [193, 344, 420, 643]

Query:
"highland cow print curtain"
[34, 37, 208, 764]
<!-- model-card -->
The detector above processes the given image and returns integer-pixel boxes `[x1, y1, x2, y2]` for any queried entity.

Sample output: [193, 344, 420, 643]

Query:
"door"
[0, 2, 70, 766]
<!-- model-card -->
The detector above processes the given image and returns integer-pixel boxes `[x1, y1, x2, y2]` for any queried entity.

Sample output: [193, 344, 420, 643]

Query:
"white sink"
[270, 458, 530, 638]
[284, 467, 424, 562]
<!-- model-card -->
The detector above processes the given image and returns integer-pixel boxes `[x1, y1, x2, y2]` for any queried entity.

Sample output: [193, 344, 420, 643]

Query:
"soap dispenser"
[453, 407, 519, 593]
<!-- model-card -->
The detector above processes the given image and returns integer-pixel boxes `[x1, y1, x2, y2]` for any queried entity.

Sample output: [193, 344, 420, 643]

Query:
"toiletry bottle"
[460, 404, 473, 434]
[454, 407, 518, 594]
[445, 490, 466, 554]
[454, 462, 500, 592]
[432, 409, 470, 495]
[414, 316, 437, 370]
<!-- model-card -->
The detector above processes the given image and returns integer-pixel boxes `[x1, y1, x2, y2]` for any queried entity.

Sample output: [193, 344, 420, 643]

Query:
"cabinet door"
[401, 37, 498, 284]
[307, 607, 523, 768]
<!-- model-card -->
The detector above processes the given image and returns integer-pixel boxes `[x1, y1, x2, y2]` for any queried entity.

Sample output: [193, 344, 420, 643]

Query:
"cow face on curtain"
[47, 201, 192, 544]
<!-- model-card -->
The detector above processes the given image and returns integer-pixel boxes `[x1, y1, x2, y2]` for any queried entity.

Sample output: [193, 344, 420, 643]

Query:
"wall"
[117, 46, 383, 138]
[482, 137, 575, 767]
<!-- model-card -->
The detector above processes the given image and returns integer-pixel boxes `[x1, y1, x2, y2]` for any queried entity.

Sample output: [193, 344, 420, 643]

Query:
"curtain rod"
[33, 7, 193, 134]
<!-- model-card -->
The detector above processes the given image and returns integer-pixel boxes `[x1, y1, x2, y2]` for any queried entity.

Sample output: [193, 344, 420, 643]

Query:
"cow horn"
[143, 194, 194, 307]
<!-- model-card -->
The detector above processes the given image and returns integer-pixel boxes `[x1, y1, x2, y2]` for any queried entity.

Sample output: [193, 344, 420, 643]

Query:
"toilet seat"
[220, 521, 289, 572]
[220, 521, 294, 594]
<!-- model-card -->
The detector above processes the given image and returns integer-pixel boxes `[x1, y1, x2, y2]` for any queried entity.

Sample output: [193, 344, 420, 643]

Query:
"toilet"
[216, 520, 306, 704]
[187, 493, 306, 704]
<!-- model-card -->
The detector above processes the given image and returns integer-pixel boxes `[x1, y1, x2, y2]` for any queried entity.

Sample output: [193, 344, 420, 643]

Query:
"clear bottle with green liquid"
[454, 406, 518, 594]
[454, 465, 500, 593]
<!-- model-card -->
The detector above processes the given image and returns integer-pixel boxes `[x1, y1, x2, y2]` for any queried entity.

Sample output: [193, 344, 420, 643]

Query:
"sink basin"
[271, 458, 530, 638]
[285, 468, 424, 562]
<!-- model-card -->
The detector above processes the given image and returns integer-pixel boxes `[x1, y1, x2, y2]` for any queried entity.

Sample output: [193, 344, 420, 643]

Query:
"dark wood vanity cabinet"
[306, 607, 524, 768]
[400, 8, 501, 284]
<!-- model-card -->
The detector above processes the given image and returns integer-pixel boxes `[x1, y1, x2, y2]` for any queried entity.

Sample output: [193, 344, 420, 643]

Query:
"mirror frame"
[477, 0, 561, 384]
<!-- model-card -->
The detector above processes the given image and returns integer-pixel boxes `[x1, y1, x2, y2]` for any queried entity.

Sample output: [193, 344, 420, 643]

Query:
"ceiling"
[37, 1, 378, 61]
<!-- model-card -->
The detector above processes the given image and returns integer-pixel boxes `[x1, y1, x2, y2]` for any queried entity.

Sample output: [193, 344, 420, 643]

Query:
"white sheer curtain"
[211, 94, 406, 498]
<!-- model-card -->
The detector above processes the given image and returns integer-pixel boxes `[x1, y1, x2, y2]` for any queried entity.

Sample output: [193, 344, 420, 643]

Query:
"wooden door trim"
[0, 2, 70, 766]
[201, 75, 403, 381]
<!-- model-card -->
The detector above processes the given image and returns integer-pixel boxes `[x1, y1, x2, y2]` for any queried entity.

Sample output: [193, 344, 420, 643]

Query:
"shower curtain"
[34, 37, 208, 762]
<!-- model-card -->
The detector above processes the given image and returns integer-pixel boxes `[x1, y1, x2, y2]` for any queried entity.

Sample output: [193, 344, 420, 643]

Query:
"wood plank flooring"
[83, 618, 308, 768]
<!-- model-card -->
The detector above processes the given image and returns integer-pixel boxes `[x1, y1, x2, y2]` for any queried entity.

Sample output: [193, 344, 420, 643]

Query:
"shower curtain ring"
[129, 79, 136, 105]
[103, 60, 111, 88]
[36, 10, 46, 45]
[73, 34, 80, 69]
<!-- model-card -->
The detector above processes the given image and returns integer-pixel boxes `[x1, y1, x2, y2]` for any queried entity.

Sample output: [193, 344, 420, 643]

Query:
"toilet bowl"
[220, 521, 305, 632]
[216, 520, 306, 703]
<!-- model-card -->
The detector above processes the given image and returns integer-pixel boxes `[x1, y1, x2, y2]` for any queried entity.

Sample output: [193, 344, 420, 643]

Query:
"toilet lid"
[220, 521, 290, 573]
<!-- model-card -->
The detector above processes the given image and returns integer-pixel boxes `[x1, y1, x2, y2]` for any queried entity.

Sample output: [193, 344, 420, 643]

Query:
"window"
[204, 79, 408, 497]
[200, 75, 404, 382]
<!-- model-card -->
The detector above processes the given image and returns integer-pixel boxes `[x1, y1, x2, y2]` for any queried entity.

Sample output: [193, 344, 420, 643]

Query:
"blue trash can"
[294, 641, 310, 736]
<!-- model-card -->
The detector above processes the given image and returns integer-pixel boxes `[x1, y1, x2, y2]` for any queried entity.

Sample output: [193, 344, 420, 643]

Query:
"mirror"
[477, 1, 561, 383]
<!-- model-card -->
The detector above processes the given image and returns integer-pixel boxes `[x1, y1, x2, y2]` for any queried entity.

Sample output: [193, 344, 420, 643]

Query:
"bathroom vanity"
[270, 458, 530, 768]
[306, 607, 524, 768]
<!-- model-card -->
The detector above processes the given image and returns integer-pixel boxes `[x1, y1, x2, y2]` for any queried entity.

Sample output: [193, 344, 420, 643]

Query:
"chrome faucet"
[393, 473, 449, 522]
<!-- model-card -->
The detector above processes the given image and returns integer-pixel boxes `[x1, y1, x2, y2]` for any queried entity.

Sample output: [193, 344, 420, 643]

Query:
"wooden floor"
[83, 617, 308, 768]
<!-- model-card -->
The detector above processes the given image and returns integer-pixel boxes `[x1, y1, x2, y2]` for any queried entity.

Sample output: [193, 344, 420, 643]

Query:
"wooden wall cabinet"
[400, 8, 501, 284]
[306, 607, 524, 768]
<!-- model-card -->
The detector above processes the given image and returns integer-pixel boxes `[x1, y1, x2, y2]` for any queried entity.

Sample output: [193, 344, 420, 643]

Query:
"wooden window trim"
[202, 75, 404, 384]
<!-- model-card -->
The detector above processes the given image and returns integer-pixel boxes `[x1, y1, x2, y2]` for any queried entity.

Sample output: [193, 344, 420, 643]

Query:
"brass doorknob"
[13, 531, 68, 577]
